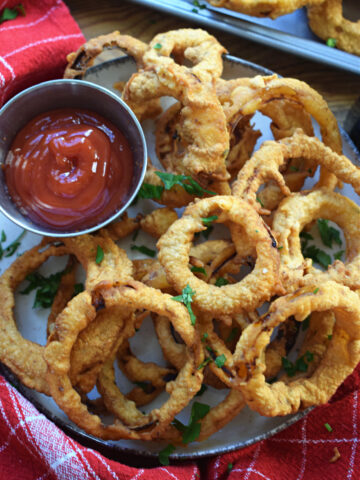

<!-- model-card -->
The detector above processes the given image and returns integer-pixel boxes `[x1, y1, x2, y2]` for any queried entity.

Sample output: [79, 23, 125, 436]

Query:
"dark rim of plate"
[1, 53, 358, 466]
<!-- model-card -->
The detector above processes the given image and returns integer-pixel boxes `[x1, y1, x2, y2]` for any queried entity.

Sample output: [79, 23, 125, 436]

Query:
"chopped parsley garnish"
[201, 332, 209, 342]
[300, 231, 314, 243]
[256, 196, 264, 207]
[326, 38, 337, 48]
[191, 265, 207, 275]
[73, 283, 84, 297]
[226, 327, 239, 343]
[328, 334, 333, 340]
[0, 230, 26, 259]
[277, 245, 283, 250]
[197, 357, 212, 370]
[137, 183, 164, 200]
[313, 287, 319, 294]
[195, 384, 208, 397]
[153, 43, 162, 50]
[193, 0, 206, 7]
[227, 463, 233, 472]
[132, 229, 139, 242]
[130, 245, 156, 258]
[155, 171, 216, 197]
[324, 422, 333, 432]
[172, 402, 210, 444]
[95, 245, 104, 264]
[158, 444, 175, 465]
[201, 215, 218, 227]
[282, 351, 314, 377]
[20, 269, 66, 309]
[172, 284, 196, 325]
[215, 354, 226, 368]
[302, 244, 332, 269]
[215, 277, 229, 287]
[317, 219, 342, 248]
[0, 4, 25, 24]
[289, 165, 300, 172]
[334, 250, 345, 261]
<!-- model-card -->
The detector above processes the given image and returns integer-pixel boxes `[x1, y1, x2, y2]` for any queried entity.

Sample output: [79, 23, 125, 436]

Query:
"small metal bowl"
[0, 79, 147, 237]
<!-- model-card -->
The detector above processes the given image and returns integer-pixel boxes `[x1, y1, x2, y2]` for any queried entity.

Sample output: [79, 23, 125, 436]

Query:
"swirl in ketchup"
[4, 109, 134, 231]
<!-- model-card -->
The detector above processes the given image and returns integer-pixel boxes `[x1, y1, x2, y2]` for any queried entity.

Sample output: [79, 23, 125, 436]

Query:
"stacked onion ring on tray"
[1, 28, 360, 463]
[206, 0, 360, 57]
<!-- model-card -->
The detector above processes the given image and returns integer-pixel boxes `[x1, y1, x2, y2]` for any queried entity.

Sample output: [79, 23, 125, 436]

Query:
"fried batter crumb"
[329, 447, 341, 463]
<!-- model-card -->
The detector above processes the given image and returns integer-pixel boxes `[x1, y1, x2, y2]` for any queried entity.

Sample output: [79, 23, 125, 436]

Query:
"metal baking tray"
[128, 0, 360, 75]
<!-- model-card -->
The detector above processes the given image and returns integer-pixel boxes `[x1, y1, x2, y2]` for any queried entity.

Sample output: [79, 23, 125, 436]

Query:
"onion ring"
[234, 282, 360, 416]
[157, 196, 280, 315]
[45, 280, 203, 440]
[308, 0, 360, 56]
[208, 0, 326, 19]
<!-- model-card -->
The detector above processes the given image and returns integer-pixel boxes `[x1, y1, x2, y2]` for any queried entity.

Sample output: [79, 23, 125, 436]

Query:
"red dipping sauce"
[4, 109, 134, 231]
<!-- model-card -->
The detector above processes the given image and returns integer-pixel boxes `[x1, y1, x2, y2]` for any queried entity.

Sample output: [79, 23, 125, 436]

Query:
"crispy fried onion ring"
[226, 75, 342, 194]
[232, 131, 360, 215]
[308, 0, 360, 56]
[234, 282, 360, 416]
[0, 233, 132, 395]
[45, 280, 203, 440]
[273, 189, 360, 290]
[208, 0, 326, 19]
[157, 196, 280, 315]
[64, 31, 161, 120]
[144, 29, 227, 82]
[123, 60, 230, 182]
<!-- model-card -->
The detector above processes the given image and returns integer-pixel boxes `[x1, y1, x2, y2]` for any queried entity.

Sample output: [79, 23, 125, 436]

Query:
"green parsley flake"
[95, 245, 104, 264]
[317, 219, 342, 248]
[73, 283, 84, 297]
[324, 422, 333, 432]
[227, 463, 233, 472]
[328, 334, 333, 340]
[195, 384, 208, 397]
[172, 402, 210, 444]
[256, 196, 264, 207]
[20, 269, 66, 309]
[0, 4, 25, 24]
[282, 350, 314, 377]
[215, 354, 226, 368]
[158, 444, 175, 465]
[197, 357, 212, 370]
[326, 38, 337, 48]
[215, 277, 229, 287]
[334, 250, 345, 261]
[130, 244, 156, 258]
[201, 215, 218, 227]
[0, 230, 26, 260]
[137, 183, 164, 200]
[191, 265, 207, 275]
[155, 171, 216, 197]
[289, 165, 300, 172]
[201, 332, 209, 342]
[153, 43, 162, 50]
[313, 287, 319, 294]
[172, 284, 196, 325]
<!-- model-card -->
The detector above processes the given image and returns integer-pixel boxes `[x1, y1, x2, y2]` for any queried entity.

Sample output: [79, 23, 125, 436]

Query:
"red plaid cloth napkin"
[0, 0, 84, 106]
[1, 2, 360, 479]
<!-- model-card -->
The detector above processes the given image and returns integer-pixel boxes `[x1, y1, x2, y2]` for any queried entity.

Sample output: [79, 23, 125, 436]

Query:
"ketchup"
[4, 109, 134, 231]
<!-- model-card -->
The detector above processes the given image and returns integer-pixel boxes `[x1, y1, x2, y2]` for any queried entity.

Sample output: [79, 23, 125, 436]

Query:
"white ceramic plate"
[0, 53, 359, 462]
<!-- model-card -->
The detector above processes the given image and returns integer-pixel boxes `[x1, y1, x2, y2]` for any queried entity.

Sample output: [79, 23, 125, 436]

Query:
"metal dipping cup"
[0, 79, 147, 237]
